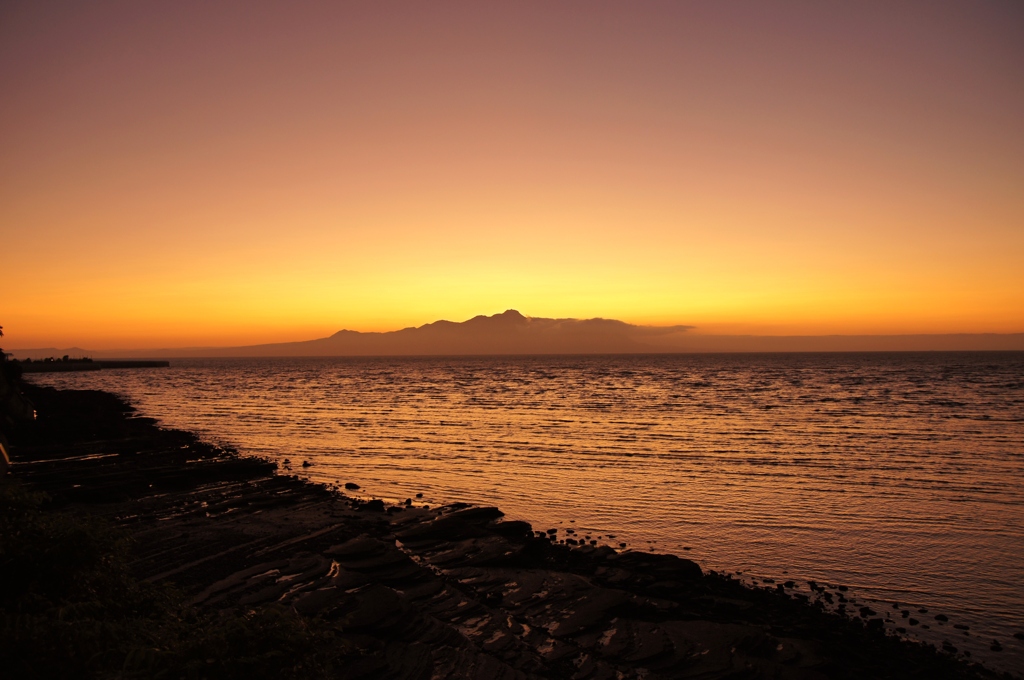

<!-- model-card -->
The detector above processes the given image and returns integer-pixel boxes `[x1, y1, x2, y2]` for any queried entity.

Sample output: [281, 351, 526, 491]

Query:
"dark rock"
[301, 460, 312, 467]
[491, 520, 533, 538]
[444, 506, 503, 524]
[415, 493, 423, 498]
[404, 498, 412, 505]
[859, 607, 876, 617]
[612, 550, 703, 581]
[990, 641, 1002, 652]
[934, 614, 948, 622]
[1014, 632, 1024, 640]
[953, 624, 969, 630]
[784, 580, 795, 588]
[909, 618, 919, 626]
[393, 512, 493, 543]
[8, 380, 1005, 680]
[345, 482, 360, 490]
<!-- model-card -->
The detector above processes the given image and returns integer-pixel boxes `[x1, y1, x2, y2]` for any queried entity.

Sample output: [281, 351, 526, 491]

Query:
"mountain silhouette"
[211, 310, 694, 357]
[9, 311, 1024, 359]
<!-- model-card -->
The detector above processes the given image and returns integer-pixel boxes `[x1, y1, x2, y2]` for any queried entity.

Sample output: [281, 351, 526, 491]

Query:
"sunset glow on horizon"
[2, 1, 1022, 349]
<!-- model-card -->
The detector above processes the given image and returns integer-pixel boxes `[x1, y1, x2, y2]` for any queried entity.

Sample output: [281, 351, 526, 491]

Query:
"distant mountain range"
[10, 309, 1024, 359]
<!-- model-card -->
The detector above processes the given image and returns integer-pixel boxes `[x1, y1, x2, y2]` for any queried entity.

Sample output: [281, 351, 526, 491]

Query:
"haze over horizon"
[9, 309, 1024, 358]
[3, 1, 1022, 349]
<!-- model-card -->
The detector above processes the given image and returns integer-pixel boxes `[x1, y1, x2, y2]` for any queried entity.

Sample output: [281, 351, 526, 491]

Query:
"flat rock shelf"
[5, 383, 1001, 679]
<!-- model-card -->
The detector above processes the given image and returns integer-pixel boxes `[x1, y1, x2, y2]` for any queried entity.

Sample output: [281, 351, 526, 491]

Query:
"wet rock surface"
[6, 384, 999, 679]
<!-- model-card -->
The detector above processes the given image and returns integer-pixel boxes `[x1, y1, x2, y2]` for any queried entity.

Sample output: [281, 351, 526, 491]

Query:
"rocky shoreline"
[3, 382, 1003, 679]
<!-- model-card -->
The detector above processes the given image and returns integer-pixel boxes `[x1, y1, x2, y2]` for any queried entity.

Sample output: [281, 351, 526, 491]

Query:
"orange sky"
[2, 1, 1023, 349]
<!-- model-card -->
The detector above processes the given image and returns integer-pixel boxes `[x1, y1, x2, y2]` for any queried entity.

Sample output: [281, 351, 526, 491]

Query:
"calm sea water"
[29, 353, 1024, 673]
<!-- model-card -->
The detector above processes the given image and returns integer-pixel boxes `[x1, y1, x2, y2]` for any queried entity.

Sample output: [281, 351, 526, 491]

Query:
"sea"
[27, 352, 1024, 674]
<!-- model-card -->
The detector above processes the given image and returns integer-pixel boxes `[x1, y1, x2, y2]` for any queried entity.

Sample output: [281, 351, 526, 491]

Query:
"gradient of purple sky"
[2, 1, 1022, 347]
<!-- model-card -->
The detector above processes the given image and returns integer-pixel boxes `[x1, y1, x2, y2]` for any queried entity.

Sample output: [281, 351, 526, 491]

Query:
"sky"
[2, 1, 1023, 349]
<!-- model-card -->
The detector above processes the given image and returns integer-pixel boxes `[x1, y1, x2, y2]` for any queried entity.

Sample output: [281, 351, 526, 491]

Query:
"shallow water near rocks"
[30, 352, 1024, 675]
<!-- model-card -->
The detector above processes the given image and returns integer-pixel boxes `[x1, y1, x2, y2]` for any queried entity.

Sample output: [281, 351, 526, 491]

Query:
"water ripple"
[29, 352, 1024, 673]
